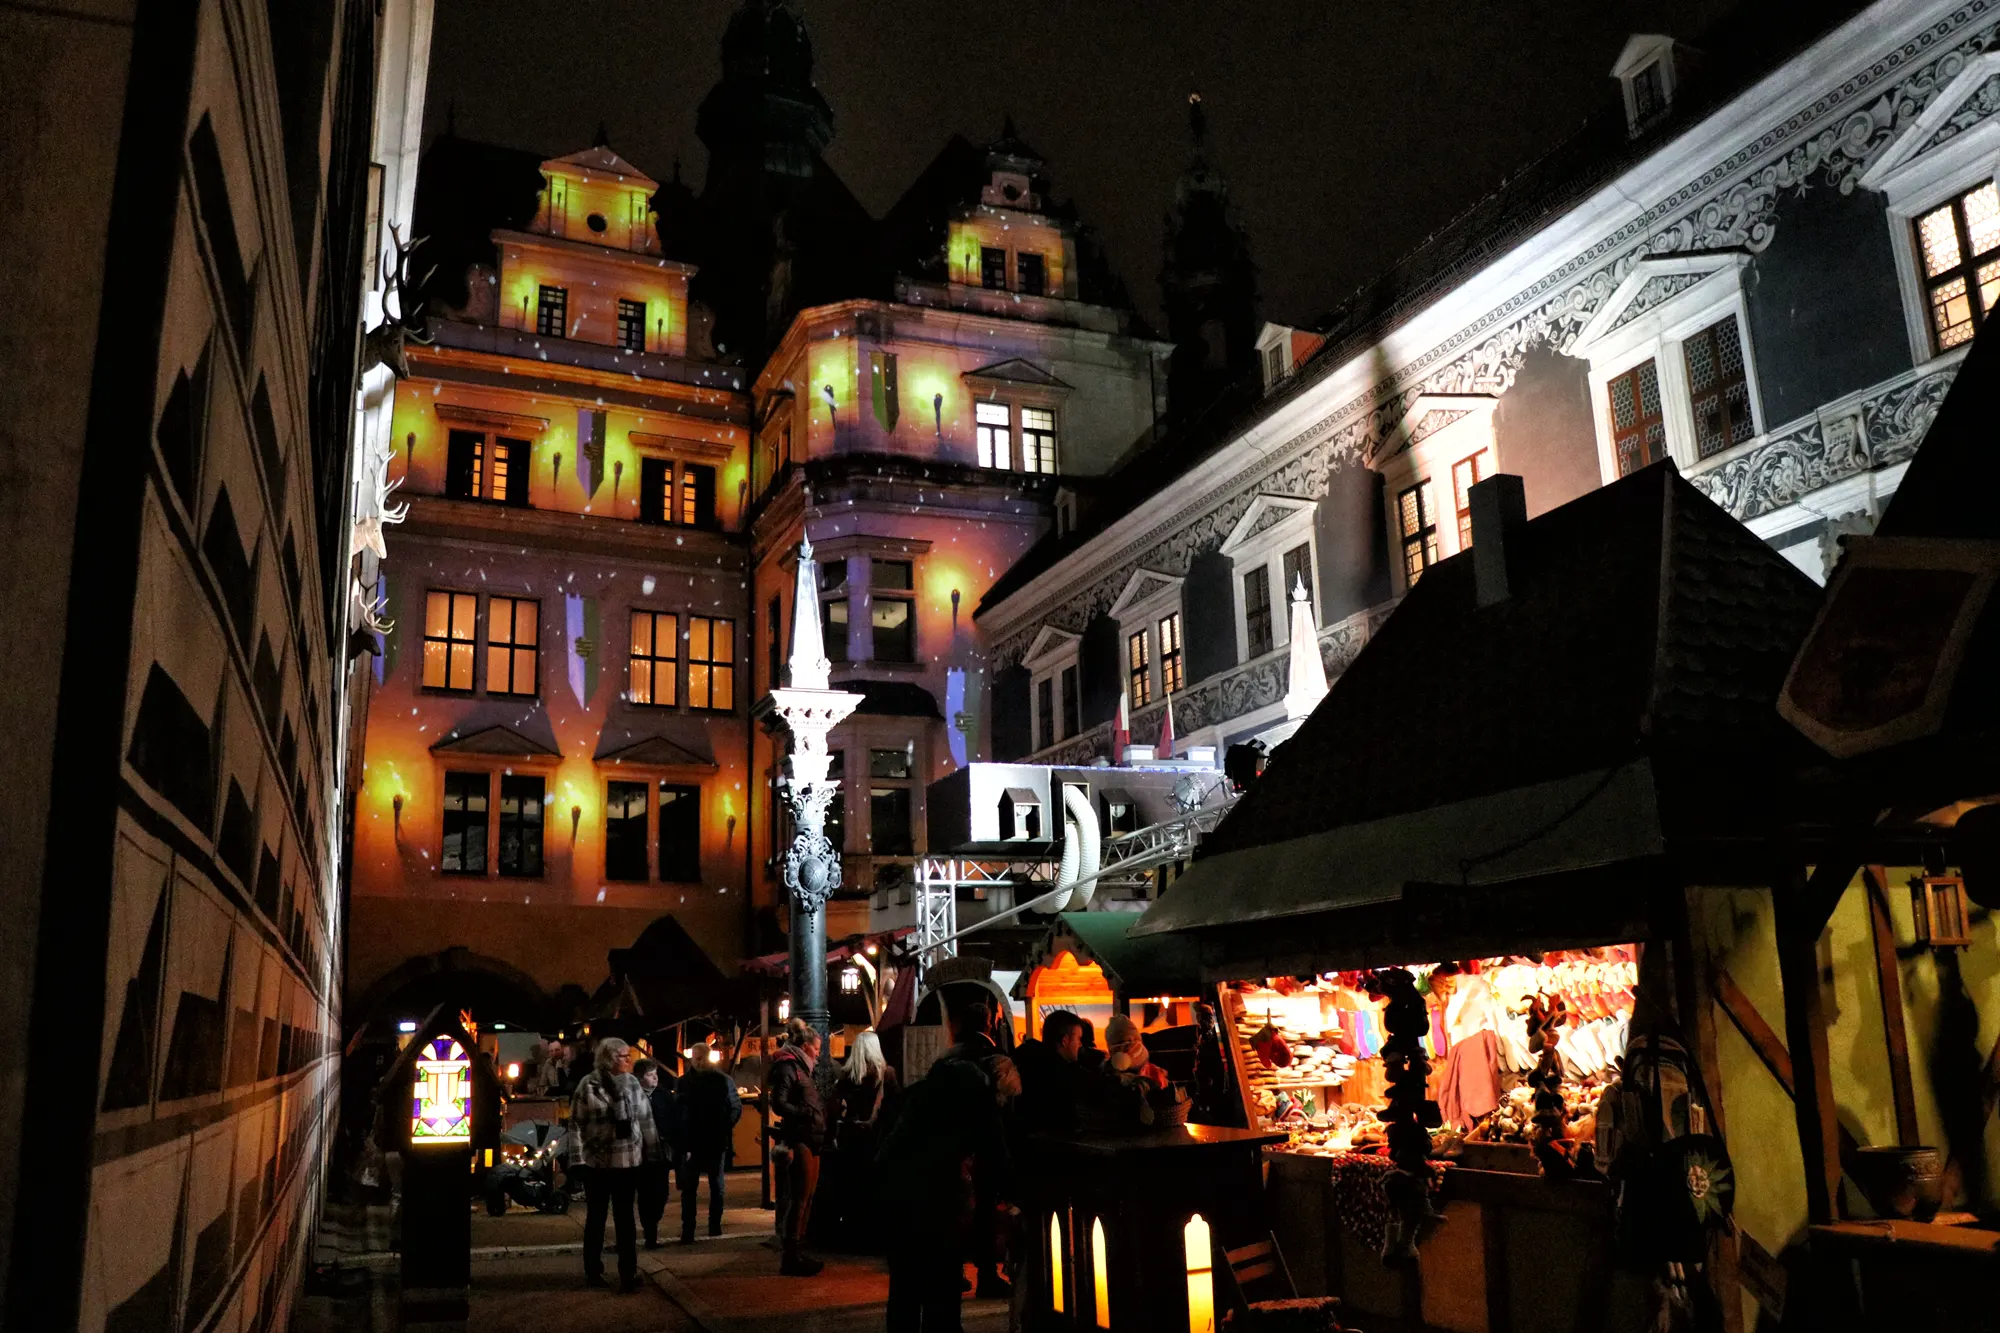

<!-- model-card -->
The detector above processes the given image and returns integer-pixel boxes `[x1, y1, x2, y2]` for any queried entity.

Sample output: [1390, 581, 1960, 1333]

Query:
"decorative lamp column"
[761, 538, 862, 1080]
[1282, 573, 1328, 722]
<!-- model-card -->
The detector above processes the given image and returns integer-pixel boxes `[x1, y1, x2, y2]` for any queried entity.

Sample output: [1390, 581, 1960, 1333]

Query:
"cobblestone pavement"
[297, 1172, 1008, 1333]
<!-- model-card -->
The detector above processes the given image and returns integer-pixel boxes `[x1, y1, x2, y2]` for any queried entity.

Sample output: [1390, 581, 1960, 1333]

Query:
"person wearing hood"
[632, 1057, 675, 1249]
[1104, 1014, 1168, 1089]
[569, 1037, 658, 1292]
[766, 1019, 828, 1276]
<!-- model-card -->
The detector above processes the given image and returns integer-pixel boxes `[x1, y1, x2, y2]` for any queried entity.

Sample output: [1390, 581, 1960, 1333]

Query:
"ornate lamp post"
[760, 539, 861, 1078]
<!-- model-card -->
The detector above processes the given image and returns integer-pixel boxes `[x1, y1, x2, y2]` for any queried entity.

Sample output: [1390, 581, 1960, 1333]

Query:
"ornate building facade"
[0, 0, 432, 1328]
[976, 0, 1999, 783]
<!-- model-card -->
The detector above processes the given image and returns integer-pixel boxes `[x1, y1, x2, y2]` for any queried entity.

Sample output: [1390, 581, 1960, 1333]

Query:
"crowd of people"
[553, 998, 1175, 1321]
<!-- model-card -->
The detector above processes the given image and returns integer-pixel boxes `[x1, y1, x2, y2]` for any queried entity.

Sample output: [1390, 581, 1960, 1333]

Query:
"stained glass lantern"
[410, 1036, 474, 1146]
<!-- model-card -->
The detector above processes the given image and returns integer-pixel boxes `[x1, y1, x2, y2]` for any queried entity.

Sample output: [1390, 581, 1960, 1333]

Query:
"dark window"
[1397, 483, 1438, 587]
[446, 429, 527, 504]
[127, 665, 214, 829]
[640, 456, 673, 525]
[201, 489, 255, 646]
[536, 284, 567, 337]
[1631, 61, 1664, 121]
[1127, 630, 1151, 708]
[1607, 359, 1665, 477]
[1452, 451, 1490, 550]
[871, 559, 915, 662]
[617, 298, 646, 352]
[628, 609, 678, 706]
[658, 782, 701, 882]
[768, 594, 783, 689]
[821, 561, 849, 662]
[1017, 252, 1046, 297]
[251, 633, 282, 731]
[1915, 182, 2000, 353]
[870, 747, 913, 780]
[497, 774, 544, 877]
[870, 786, 913, 855]
[156, 341, 211, 509]
[981, 246, 1008, 290]
[1281, 543, 1314, 609]
[1060, 665, 1080, 739]
[825, 749, 847, 855]
[442, 771, 488, 873]
[1683, 316, 1755, 459]
[1019, 407, 1057, 474]
[1263, 343, 1286, 386]
[605, 780, 649, 881]
[422, 591, 477, 691]
[1159, 612, 1185, 695]
[1036, 676, 1055, 751]
[687, 615, 735, 710]
[188, 115, 254, 351]
[639, 457, 715, 527]
[1243, 566, 1273, 658]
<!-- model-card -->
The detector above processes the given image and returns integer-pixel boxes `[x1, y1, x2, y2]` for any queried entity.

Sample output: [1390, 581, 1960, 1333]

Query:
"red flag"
[1114, 689, 1131, 762]
[1158, 693, 1176, 759]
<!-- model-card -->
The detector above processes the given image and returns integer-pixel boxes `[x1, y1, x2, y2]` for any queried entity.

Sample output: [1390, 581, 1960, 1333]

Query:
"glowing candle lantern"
[1184, 1214, 1214, 1333]
[410, 1037, 473, 1146]
[1092, 1217, 1110, 1329]
[1049, 1214, 1065, 1314]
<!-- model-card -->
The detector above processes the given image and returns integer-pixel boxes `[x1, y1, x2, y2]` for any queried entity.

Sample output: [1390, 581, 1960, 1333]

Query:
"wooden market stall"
[1133, 422, 2000, 1333]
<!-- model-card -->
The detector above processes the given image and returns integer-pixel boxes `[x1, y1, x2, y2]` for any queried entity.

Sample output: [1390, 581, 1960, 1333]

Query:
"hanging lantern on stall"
[1912, 873, 1973, 947]
[1183, 1214, 1215, 1333]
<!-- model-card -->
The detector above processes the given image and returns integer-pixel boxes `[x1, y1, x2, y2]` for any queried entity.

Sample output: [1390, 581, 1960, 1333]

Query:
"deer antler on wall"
[360, 223, 435, 379]
[350, 576, 394, 635]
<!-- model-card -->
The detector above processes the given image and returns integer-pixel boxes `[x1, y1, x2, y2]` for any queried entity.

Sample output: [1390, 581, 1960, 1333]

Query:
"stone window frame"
[1023, 627, 1082, 755]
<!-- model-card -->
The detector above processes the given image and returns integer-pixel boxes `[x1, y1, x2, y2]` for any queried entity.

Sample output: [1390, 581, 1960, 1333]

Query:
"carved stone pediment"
[1107, 567, 1184, 620]
[1570, 253, 1748, 352]
[1859, 51, 2000, 196]
[1220, 494, 1314, 555]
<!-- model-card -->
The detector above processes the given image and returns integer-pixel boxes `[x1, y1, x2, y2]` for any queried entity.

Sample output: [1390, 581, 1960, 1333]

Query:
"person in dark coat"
[675, 1041, 742, 1243]
[1013, 1010, 1088, 1137]
[878, 1057, 1013, 1332]
[632, 1057, 675, 1248]
[934, 993, 1019, 1300]
[766, 1019, 828, 1275]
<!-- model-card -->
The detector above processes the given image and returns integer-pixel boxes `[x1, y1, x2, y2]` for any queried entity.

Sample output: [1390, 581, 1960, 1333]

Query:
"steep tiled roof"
[1198, 462, 1824, 860]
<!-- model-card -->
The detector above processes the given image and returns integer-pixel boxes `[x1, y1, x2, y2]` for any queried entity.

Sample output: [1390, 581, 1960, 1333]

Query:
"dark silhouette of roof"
[410, 134, 549, 311]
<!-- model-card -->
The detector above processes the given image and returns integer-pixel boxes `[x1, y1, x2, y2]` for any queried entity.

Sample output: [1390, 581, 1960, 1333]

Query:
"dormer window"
[1018, 253, 1046, 297]
[536, 285, 567, 338]
[1612, 35, 1677, 136]
[981, 247, 1008, 290]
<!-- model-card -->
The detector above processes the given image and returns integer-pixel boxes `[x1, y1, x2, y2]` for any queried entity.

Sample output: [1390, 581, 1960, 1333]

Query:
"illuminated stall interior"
[1019, 911, 1208, 1049]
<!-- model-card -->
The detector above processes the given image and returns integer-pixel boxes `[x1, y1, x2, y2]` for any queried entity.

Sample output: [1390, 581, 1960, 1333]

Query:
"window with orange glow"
[687, 616, 736, 711]
[629, 610, 678, 706]
[1128, 630, 1152, 708]
[1159, 612, 1185, 694]
[423, 591, 477, 691]
[1452, 451, 1490, 550]
[486, 596, 539, 697]
[1397, 482, 1438, 586]
[1915, 182, 2000, 352]
[1607, 360, 1664, 477]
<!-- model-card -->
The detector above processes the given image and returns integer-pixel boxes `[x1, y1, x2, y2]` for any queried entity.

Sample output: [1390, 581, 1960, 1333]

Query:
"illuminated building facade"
[0, 0, 431, 1326]
[978, 0, 1998, 782]
[347, 145, 756, 1022]
[744, 131, 1170, 941]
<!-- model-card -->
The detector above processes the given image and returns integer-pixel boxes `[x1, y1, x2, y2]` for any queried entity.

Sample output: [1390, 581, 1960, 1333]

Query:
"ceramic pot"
[1851, 1146, 1944, 1222]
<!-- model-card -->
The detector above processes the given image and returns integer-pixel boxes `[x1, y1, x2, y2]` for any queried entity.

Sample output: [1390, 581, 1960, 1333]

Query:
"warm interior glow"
[506, 1062, 522, 1080]
[1184, 1214, 1214, 1333]
[1049, 1213, 1065, 1314]
[1092, 1217, 1110, 1329]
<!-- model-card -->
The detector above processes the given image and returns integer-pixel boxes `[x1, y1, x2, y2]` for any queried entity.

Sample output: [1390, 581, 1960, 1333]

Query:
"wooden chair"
[1219, 1234, 1349, 1331]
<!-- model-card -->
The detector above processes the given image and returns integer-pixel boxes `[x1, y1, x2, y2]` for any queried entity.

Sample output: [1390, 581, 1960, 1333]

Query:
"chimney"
[1469, 474, 1527, 607]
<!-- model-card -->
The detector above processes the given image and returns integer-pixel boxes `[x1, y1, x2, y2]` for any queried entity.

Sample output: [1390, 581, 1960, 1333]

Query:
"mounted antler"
[350, 576, 395, 635]
[360, 223, 435, 379]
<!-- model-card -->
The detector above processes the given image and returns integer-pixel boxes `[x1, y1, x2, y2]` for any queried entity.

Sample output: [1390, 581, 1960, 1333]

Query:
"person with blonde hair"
[822, 1029, 899, 1244]
[569, 1037, 657, 1291]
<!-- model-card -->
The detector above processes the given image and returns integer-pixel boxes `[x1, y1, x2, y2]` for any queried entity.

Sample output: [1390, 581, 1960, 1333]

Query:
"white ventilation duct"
[1053, 785, 1103, 911]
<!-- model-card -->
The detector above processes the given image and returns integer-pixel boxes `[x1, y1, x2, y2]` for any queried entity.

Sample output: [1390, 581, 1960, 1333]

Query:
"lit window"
[1914, 182, 2000, 353]
[485, 596, 539, 697]
[639, 458, 716, 528]
[981, 246, 1007, 290]
[1397, 482, 1438, 586]
[497, 775, 544, 877]
[1242, 566, 1273, 658]
[628, 610, 678, 706]
[617, 298, 646, 352]
[1452, 451, 1490, 550]
[1607, 359, 1665, 477]
[605, 780, 648, 881]
[1127, 629, 1151, 708]
[423, 591, 477, 691]
[976, 402, 1011, 469]
[687, 615, 736, 711]
[1159, 612, 1184, 694]
[1020, 407, 1058, 474]
[446, 430, 528, 504]
[1018, 252, 1046, 297]
[441, 771, 487, 873]
[1682, 316, 1754, 458]
[658, 782, 701, 882]
[536, 285, 567, 337]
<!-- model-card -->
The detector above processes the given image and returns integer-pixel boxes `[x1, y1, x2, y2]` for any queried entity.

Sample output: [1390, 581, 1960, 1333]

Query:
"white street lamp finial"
[1283, 572, 1328, 721]
[787, 539, 833, 691]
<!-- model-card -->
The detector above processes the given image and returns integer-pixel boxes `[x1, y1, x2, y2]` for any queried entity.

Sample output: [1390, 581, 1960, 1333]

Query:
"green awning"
[1052, 911, 1207, 998]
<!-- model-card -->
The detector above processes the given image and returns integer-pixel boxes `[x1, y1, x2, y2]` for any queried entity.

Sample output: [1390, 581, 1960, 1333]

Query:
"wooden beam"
[1801, 851, 1864, 943]
[1776, 876, 1844, 1225]
[1712, 967, 1863, 1174]
[1863, 867, 1920, 1146]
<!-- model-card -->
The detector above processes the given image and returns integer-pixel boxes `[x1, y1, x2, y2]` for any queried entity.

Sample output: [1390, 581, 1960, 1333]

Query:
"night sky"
[425, 0, 1743, 327]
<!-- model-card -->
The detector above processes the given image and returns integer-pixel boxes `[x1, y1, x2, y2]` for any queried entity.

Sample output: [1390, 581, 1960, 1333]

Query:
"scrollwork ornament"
[780, 779, 842, 913]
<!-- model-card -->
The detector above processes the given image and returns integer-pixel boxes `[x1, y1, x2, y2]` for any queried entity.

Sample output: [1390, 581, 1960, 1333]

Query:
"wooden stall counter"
[1265, 1149, 1647, 1333]
[1806, 1220, 2000, 1329]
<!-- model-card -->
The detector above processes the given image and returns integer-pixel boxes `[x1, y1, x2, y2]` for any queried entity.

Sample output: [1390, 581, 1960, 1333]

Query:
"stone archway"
[346, 945, 559, 1038]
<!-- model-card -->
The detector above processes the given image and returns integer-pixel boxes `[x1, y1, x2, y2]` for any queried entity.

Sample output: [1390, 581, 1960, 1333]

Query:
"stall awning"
[740, 927, 914, 977]
[1054, 911, 1205, 997]
[1133, 760, 1664, 938]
